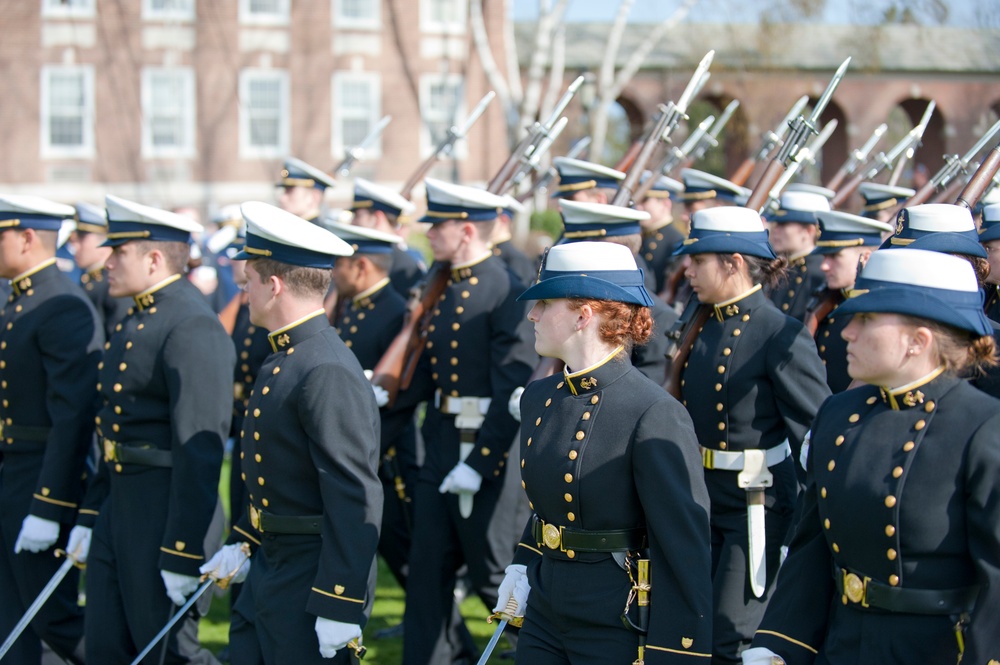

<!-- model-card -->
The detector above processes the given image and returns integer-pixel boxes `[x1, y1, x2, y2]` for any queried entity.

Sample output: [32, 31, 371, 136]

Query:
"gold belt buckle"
[701, 447, 715, 469]
[249, 505, 262, 532]
[843, 571, 870, 607]
[541, 522, 563, 551]
[103, 438, 118, 463]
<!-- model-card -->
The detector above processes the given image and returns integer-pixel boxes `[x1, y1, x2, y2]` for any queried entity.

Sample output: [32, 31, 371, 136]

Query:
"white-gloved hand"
[372, 384, 390, 408]
[799, 430, 811, 471]
[314, 617, 362, 659]
[161, 570, 201, 606]
[198, 543, 250, 584]
[741, 647, 785, 665]
[438, 462, 482, 495]
[14, 515, 60, 554]
[508, 386, 525, 423]
[66, 525, 92, 564]
[492, 564, 530, 616]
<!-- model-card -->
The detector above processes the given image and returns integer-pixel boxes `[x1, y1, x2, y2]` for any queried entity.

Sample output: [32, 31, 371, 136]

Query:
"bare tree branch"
[609, 0, 700, 99]
[469, 0, 513, 115]
[520, 0, 569, 135]
[539, 22, 566, 123]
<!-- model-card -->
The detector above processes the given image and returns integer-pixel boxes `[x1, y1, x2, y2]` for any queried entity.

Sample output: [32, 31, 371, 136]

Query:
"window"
[42, 0, 94, 18]
[332, 73, 381, 160]
[239, 0, 290, 25]
[41, 66, 94, 159]
[421, 0, 466, 33]
[334, 0, 379, 29]
[419, 74, 465, 159]
[239, 69, 289, 158]
[143, 0, 195, 21]
[141, 68, 196, 158]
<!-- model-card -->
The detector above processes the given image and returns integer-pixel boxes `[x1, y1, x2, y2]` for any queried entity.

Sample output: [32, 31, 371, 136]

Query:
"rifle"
[830, 100, 935, 209]
[825, 123, 887, 191]
[729, 95, 809, 187]
[399, 91, 496, 200]
[683, 99, 740, 169]
[745, 57, 850, 213]
[333, 115, 391, 178]
[632, 115, 714, 203]
[516, 136, 591, 203]
[760, 118, 839, 214]
[955, 138, 1000, 210]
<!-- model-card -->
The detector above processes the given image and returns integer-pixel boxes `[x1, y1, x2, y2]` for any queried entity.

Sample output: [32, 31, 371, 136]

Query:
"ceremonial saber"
[0, 549, 81, 660]
[476, 596, 522, 665]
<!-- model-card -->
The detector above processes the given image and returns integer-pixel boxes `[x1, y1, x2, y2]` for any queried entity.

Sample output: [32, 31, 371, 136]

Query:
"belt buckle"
[843, 571, 870, 607]
[249, 505, 262, 532]
[702, 447, 714, 469]
[103, 438, 118, 463]
[541, 522, 564, 551]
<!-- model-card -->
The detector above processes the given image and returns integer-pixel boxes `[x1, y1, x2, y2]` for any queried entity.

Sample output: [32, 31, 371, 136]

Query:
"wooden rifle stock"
[487, 131, 536, 195]
[371, 264, 451, 407]
[612, 108, 672, 207]
[830, 170, 869, 210]
[615, 140, 644, 172]
[744, 160, 786, 212]
[956, 144, 1000, 210]
[663, 300, 712, 399]
[931, 177, 966, 204]
[824, 165, 851, 193]
[729, 158, 757, 188]
[400, 153, 445, 201]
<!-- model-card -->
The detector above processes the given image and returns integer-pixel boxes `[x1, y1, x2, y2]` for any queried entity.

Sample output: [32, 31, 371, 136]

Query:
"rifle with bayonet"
[730, 95, 809, 187]
[830, 100, 935, 209]
[761, 118, 839, 214]
[746, 57, 851, 213]
[825, 123, 887, 191]
[631, 115, 714, 203]
[333, 115, 392, 178]
[399, 91, 496, 200]
[682, 99, 740, 170]
[955, 137, 1000, 210]
[516, 136, 591, 203]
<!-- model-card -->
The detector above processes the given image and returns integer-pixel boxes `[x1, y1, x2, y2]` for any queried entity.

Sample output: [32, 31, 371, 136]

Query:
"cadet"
[202, 202, 382, 664]
[76, 194, 234, 664]
[765, 190, 830, 321]
[0, 195, 100, 665]
[857, 182, 914, 225]
[397, 178, 536, 665]
[490, 196, 538, 287]
[746, 248, 1000, 665]
[276, 157, 337, 224]
[977, 202, 1000, 320]
[635, 173, 685, 294]
[68, 201, 132, 337]
[805, 211, 892, 393]
[349, 178, 426, 299]
[675, 207, 830, 664]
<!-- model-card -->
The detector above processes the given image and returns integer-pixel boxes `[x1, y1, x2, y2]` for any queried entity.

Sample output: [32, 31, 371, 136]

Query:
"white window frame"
[419, 73, 466, 160]
[420, 0, 466, 34]
[142, 0, 196, 22]
[332, 0, 379, 30]
[41, 0, 95, 19]
[238, 0, 290, 26]
[239, 68, 290, 159]
[332, 72, 382, 161]
[141, 67, 197, 159]
[40, 65, 95, 160]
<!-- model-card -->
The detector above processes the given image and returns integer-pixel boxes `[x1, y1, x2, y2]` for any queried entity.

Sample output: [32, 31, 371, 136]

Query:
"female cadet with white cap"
[673, 207, 830, 664]
[494, 241, 712, 664]
[745, 248, 1000, 664]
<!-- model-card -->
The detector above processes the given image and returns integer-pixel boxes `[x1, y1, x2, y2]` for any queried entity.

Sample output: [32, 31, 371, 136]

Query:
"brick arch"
[811, 97, 847, 185]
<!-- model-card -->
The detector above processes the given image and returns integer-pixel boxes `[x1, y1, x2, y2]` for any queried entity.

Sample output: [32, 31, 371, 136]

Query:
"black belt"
[102, 439, 173, 468]
[532, 516, 645, 553]
[1, 423, 51, 442]
[249, 506, 322, 535]
[834, 564, 979, 615]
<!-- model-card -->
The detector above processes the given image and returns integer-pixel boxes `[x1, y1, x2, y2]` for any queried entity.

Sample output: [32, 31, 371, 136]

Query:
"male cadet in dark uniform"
[350, 178, 426, 299]
[276, 156, 337, 225]
[0, 195, 100, 665]
[805, 210, 891, 393]
[635, 172, 685, 294]
[490, 196, 537, 286]
[200, 202, 382, 664]
[74, 194, 234, 664]
[978, 203, 1000, 320]
[765, 190, 830, 321]
[395, 178, 536, 665]
[68, 201, 133, 338]
[857, 181, 914, 226]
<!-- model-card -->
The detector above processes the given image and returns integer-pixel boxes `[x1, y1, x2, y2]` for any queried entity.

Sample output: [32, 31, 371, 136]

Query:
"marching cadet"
[74, 194, 234, 664]
[276, 157, 337, 225]
[202, 202, 383, 664]
[765, 190, 830, 321]
[977, 202, 1000, 320]
[349, 178, 426, 298]
[674, 207, 830, 664]
[496, 240, 713, 664]
[491, 196, 538, 287]
[0, 195, 100, 665]
[857, 182, 914, 226]
[805, 211, 892, 393]
[552, 156, 624, 204]
[745, 248, 1000, 665]
[68, 200, 132, 337]
[394, 178, 536, 665]
[635, 172, 685, 294]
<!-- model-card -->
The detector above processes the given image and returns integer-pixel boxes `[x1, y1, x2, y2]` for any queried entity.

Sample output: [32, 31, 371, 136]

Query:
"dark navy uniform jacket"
[641, 221, 685, 294]
[231, 312, 382, 625]
[755, 375, 1000, 664]
[83, 274, 235, 576]
[79, 266, 131, 340]
[768, 253, 826, 322]
[389, 245, 425, 299]
[0, 260, 102, 522]
[984, 284, 1000, 322]
[809, 289, 852, 394]
[231, 296, 271, 437]
[493, 238, 538, 288]
[513, 352, 713, 663]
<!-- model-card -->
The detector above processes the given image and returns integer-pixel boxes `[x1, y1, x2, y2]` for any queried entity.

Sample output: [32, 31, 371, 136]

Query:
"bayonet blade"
[566, 136, 591, 161]
[854, 123, 888, 164]
[681, 116, 715, 156]
[541, 76, 584, 132]
[677, 51, 715, 114]
[357, 115, 391, 152]
[807, 57, 851, 129]
[454, 91, 496, 140]
[709, 100, 740, 140]
[960, 117, 1000, 166]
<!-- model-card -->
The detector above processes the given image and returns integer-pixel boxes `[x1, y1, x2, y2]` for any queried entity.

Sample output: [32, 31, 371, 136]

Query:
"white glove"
[372, 384, 390, 408]
[161, 570, 201, 606]
[492, 564, 530, 616]
[742, 647, 785, 665]
[508, 387, 525, 423]
[66, 526, 92, 564]
[314, 617, 362, 659]
[198, 543, 250, 584]
[800, 430, 811, 471]
[438, 462, 482, 495]
[14, 515, 60, 554]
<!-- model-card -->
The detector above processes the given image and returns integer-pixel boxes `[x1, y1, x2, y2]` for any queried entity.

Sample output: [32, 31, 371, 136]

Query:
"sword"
[476, 596, 522, 665]
[0, 549, 82, 659]
[130, 543, 251, 665]
[334, 114, 392, 177]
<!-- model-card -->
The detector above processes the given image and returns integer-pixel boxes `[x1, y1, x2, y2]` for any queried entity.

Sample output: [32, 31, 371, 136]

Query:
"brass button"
[568, 450, 578, 460]
[885, 525, 895, 537]
[526, 437, 532, 446]
[832, 543, 839, 552]
[866, 396, 877, 405]
[590, 396, 599, 404]
[885, 495, 897, 508]
[821, 487, 827, 498]
[450, 358, 458, 366]
[262, 387, 270, 395]
[889, 575, 899, 586]
[717, 365, 725, 374]
[253, 408, 261, 417]
[914, 419, 926, 431]
[715, 383, 722, 392]
[545, 398, 552, 407]
[903, 441, 915, 452]
[480, 447, 490, 456]
[113, 383, 122, 393]
[924, 401, 935, 412]
[716, 403, 723, 412]
[556, 381, 564, 389]
[567, 512, 575, 521]
[827, 460, 836, 471]
[719, 442, 727, 450]
[717, 422, 725, 431]
[824, 519, 830, 529]
[535, 417, 542, 426]
[887, 548, 897, 560]
[564, 473, 573, 483]
[575, 431, 585, 440]
[732, 329, 741, 336]
[723, 348, 731, 356]
[258, 477, 265, 486]
[892, 466, 903, 478]
[848, 413, 860, 423]
[563, 493, 572, 502]
[566, 550, 575, 559]
[835, 435, 844, 446]
[255, 454, 262, 462]
[581, 412, 590, 420]
[520, 460, 525, 468]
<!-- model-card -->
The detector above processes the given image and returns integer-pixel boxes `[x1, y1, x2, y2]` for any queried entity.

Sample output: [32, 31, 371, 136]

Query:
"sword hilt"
[347, 639, 367, 660]
[54, 548, 85, 570]
[199, 542, 251, 590]
[487, 595, 523, 628]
